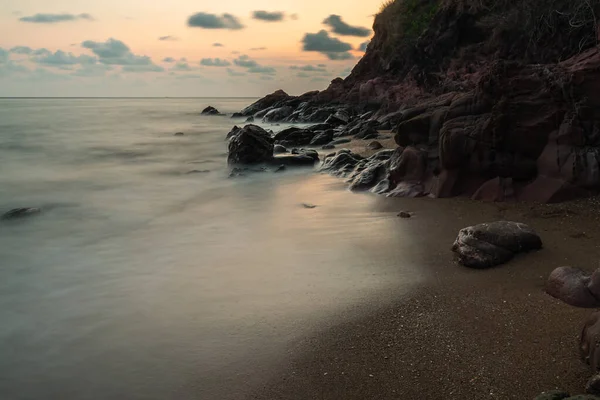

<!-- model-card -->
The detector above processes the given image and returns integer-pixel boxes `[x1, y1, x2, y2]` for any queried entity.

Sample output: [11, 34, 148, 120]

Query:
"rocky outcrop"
[201, 106, 221, 115]
[227, 125, 274, 165]
[451, 221, 542, 268]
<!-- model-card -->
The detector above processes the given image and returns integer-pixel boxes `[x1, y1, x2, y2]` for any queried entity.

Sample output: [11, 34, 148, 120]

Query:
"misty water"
[0, 98, 422, 399]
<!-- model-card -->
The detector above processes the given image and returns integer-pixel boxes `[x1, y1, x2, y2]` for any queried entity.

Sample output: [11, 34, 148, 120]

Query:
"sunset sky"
[0, 0, 381, 97]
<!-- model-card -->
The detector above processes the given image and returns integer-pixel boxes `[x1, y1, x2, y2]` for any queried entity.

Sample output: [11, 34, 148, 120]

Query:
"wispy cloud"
[233, 55, 275, 75]
[252, 11, 285, 22]
[187, 13, 244, 30]
[20, 13, 94, 24]
[200, 58, 231, 67]
[158, 36, 178, 41]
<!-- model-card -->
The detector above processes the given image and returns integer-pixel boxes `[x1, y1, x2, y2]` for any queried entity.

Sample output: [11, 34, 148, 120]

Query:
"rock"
[533, 391, 571, 400]
[451, 221, 542, 268]
[292, 149, 319, 161]
[186, 169, 210, 174]
[226, 125, 242, 140]
[322, 144, 336, 150]
[272, 154, 318, 166]
[227, 124, 274, 165]
[2, 207, 41, 220]
[587, 374, 600, 395]
[306, 123, 332, 132]
[264, 106, 294, 122]
[354, 125, 378, 140]
[349, 162, 386, 192]
[273, 144, 288, 154]
[310, 130, 334, 146]
[546, 267, 600, 308]
[325, 110, 350, 126]
[398, 211, 411, 218]
[245, 116, 255, 123]
[274, 128, 316, 146]
[201, 106, 220, 115]
[302, 203, 317, 209]
[274, 165, 286, 173]
[331, 138, 351, 145]
[238, 89, 290, 116]
[231, 112, 243, 118]
[174, 132, 184, 136]
[367, 141, 383, 150]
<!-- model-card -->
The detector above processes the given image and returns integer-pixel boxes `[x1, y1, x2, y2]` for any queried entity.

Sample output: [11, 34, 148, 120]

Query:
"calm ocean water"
[0, 98, 420, 400]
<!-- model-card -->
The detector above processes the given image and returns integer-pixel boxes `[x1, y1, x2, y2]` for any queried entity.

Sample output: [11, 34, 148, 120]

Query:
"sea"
[0, 98, 422, 400]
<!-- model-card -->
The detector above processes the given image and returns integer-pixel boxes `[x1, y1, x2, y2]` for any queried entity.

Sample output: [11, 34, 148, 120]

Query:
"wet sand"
[248, 139, 600, 399]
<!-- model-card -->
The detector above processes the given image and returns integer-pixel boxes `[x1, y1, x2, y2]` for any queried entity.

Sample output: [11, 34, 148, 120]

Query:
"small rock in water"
[186, 169, 210, 174]
[398, 211, 411, 218]
[174, 132, 184, 136]
[302, 203, 317, 209]
[201, 106, 220, 115]
[2, 207, 41, 220]
[274, 165, 286, 173]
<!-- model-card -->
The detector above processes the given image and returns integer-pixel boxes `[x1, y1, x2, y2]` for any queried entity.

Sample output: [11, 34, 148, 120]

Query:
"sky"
[0, 0, 381, 97]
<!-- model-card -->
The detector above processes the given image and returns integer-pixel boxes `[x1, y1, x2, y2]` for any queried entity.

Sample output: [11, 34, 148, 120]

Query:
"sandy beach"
[248, 138, 600, 400]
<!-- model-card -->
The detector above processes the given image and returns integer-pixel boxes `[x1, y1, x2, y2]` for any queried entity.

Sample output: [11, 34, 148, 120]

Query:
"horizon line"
[0, 96, 260, 99]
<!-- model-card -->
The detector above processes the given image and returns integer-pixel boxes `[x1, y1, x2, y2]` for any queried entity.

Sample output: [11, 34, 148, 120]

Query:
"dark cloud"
[233, 55, 275, 75]
[32, 48, 51, 57]
[33, 50, 96, 66]
[163, 57, 175, 63]
[187, 12, 244, 30]
[82, 38, 160, 68]
[249, 47, 267, 51]
[322, 15, 370, 37]
[10, 46, 33, 55]
[227, 68, 245, 77]
[290, 64, 327, 72]
[158, 36, 178, 41]
[213, 43, 224, 47]
[19, 13, 94, 24]
[248, 66, 275, 75]
[200, 58, 231, 67]
[358, 41, 370, 52]
[122, 64, 164, 73]
[252, 11, 284, 22]
[326, 52, 354, 60]
[301, 30, 353, 60]
[172, 62, 193, 71]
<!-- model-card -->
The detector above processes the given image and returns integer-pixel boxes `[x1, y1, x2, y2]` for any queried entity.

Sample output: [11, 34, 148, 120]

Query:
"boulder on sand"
[227, 124, 274, 165]
[451, 221, 542, 268]
[201, 106, 221, 115]
[546, 267, 600, 308]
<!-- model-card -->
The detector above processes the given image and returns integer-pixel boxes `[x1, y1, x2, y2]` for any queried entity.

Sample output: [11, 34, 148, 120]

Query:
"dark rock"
[322, 144, 336, 150]
[2, 207, 41, 220]
[239, 89, 289, 116]
[369, 149, 396, 161]
[587, 374, 600, 395]
[227, 124, 274, 165]
[254, 107, 274, 119]
[174, 132, 184, 136]
[533, 391, 571, 400]
[245, 116, 255, 123]
[310, 130, 335, 146]
[331, 138, 351, 145]
[231, 112, 243, 118]
[378, 120, 392, 130]
[273, 144, 288, 154]
[186, 169, 210, 174]
[272, 154, 318, 166]
[274, 128, 316, 146]
[302, 203, 317, 209]
[325, 110, 350, 126]
[546, 267, 600, 308]
[264, 106, 294, 122]
[452, 221, 542, 268]
[274, 165, 286, 173]
[367, 141, 383, 150]
[354, 125, 378, 140]
[349, 162, 386, 192]
[306, 123, 332, 132]
[398, 211, 411, 218]
[226, 125, 242, 140]
[320, 151, 362, 176]
[201, 106, 220, 115]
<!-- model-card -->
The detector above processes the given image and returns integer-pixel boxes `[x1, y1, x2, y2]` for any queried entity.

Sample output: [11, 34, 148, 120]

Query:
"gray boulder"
[227, 124, 274, 165]
[451, 221, 542, 268]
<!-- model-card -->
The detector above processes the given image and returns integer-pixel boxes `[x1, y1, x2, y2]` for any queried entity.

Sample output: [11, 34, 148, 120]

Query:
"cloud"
[163, 57, 175, 62]
[159, 36, 178, 41]
[19, 13, 94, 24]
[233, 55, 276, 75]
[82, 38, 161, 69]
[227, 68, 245, 77]
[249, 47, 267, 51]
[317, 64, 326, 68]
[200, 58, 230, 67]
[358, 41, 370, 52]
[33, 50, 97, 67]
[10, 46, 33, 55]
[322, 15, 370, 37]
[0, 62, 30, 77]
[297, 72, 311, 78]
[311, 77, 328, 83]
[187, 13, 244, 30]
[213, 43, 224, 47]
[301, 30, 353, 60]
[72, 64, 113, 77]
[252, 11, 284, 22]
[290, 64, 327, 72]
[33, 48, 51, 56]
[0, 48, 9, 63]
[248, 66, 275, 75]
[173, 62, 192, 71]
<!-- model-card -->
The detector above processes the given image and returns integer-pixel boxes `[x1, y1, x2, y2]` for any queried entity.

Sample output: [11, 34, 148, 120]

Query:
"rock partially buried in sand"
[201, 106, 221, 115]
[451, 221, 542, 268]
[2, 207, 41, 220]
[302, 203, 317, 209]
[546, 267, 600, 308]
[174, 132, 184, 136]
[398, 211, 411, 218]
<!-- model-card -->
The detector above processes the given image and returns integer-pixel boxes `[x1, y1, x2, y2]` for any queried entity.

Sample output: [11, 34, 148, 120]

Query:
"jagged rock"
[2, 207, 41, 220]
[325, 110, 350, 126]
[238, 89, 290, 116]
[227, 124, 274, 165]
[354, 125, 378, 140]
[226, 125, 242, 140]
[306, 123, 332, 132]
[546, 267, 600, 308]
[273, 144, 288, 154]
[452, 221, 542, 268]
[264, 106, 294, 122]
[310, 130, 334, 146]
[201, 106, 220, 115]
[274, 128, 316, 146]
[231, 112, 243, 118]
[320, 151, 362, 177]
[349, 161, 387, 192]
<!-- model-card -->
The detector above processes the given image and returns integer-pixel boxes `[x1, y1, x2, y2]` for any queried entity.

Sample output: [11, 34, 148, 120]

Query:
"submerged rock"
[174, 132, 184, 136]
[2, 207, 41, 220]
[201, 106, 220, 115]
[227, 124, 274, 165]
[451, 221, 542, 268]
